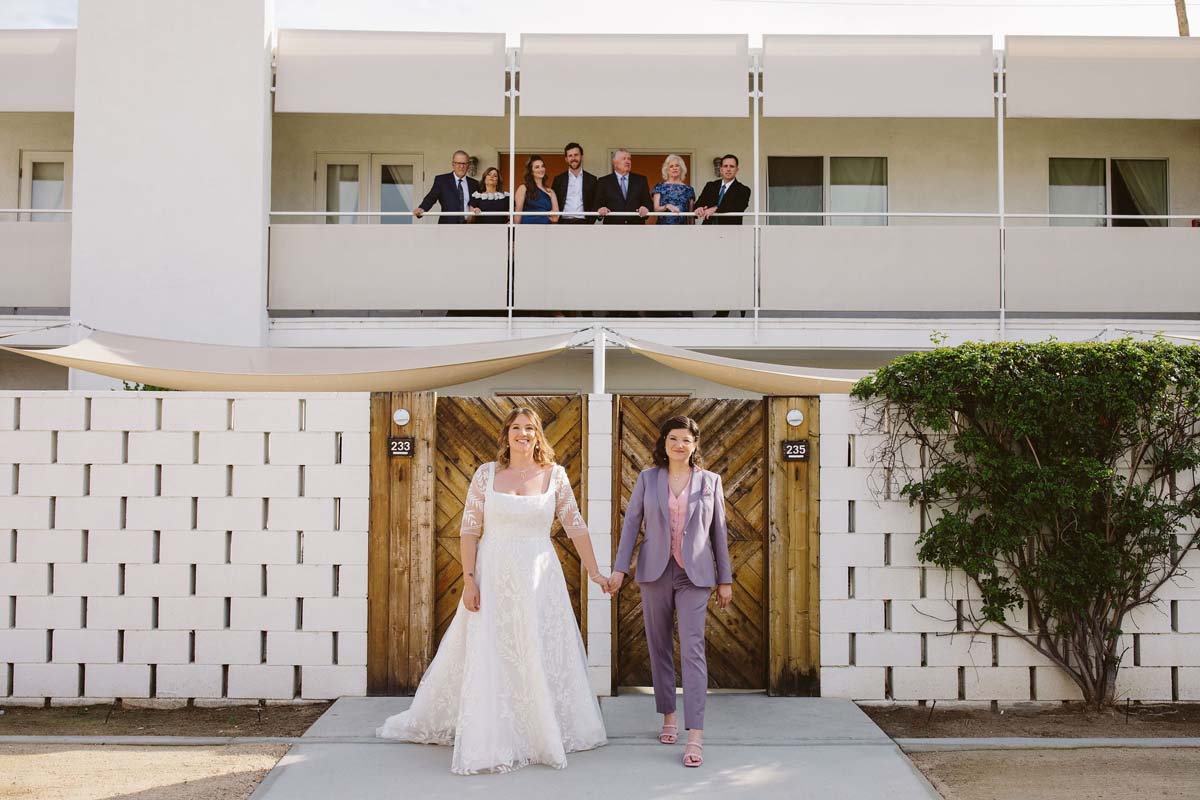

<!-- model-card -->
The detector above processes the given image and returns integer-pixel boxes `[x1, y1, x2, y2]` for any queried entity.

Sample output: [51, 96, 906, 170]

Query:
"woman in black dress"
[467, 167, 510, 224]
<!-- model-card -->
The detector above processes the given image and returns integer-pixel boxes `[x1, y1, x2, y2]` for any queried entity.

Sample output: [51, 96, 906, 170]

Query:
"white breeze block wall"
[0, 392, 370, 704]
[818, 394, 1200, 704]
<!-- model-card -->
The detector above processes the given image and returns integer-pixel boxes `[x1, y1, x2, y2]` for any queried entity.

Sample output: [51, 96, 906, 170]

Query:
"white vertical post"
[752, 49, 762, 340]
[507, 47, 518, 334]
[592, 327, 606, 395]
[996, 47, 1007, 342]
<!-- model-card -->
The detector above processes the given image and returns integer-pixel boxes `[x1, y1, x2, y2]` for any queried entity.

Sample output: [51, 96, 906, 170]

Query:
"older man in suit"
[413, 150, 479, 224]
[594, 149, 651, 225]
[694, 154, 751, 225]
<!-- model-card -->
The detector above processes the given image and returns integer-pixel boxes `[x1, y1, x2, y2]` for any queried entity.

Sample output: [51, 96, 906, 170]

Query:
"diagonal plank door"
[613, 396, 767, 690]
[434, 395, 587, 648]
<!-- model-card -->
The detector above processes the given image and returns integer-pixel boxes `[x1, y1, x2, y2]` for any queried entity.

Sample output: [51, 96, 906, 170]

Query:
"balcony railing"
[263, 209, 1200, 319]
[0, 211, 71, 312]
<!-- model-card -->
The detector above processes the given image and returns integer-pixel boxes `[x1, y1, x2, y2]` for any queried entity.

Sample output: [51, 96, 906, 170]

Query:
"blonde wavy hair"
[661, 154, 688, 182]
[495, 406, 556, 468]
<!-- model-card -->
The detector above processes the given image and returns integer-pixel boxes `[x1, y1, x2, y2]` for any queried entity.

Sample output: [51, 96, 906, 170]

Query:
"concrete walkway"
[249, 694, 941, 800]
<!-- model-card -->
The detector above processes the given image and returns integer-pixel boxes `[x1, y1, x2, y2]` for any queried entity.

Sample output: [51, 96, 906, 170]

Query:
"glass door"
[316, 154, 369, 224]
[370, 155, 423, 225]
[19, 151, 72, 222]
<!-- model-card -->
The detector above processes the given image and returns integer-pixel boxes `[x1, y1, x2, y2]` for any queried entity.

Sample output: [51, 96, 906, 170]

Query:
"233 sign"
[388, 437, 415, 458]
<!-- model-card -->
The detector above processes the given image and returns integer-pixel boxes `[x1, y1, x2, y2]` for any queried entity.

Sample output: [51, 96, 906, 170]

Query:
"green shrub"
[852, 339, 1200, 706]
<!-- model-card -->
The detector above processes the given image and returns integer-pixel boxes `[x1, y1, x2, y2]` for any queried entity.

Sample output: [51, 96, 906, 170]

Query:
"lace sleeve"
[553, 465, 590, 539]
[460, 463, 489, 537]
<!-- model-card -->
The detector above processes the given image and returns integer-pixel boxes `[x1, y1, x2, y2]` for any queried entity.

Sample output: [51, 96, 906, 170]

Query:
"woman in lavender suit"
[608, 415, 733, 768]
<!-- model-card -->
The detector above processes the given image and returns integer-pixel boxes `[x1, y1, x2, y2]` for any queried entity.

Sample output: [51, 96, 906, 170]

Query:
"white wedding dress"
[376, 462, 607, 774]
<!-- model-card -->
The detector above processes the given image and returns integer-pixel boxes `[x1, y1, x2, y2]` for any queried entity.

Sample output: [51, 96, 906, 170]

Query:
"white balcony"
[759, 226, 1000, 313]
[268, 224, 508, 312]
[265, 221, 1200, 317]
[513, 225, 754, 312]
[0, 221, 71, 310]
[1006, 228, 1200, 314]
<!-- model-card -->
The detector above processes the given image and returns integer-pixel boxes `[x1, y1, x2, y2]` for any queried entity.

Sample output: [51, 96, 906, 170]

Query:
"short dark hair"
[720, 154, 739, 167]
[564, 142, 583, 156]
[653, 415, 704, 469]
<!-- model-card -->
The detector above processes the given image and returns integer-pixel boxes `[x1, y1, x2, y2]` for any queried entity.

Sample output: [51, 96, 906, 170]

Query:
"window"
[19, 151, 72, 222]
[767, 155, 888, 225]
[316, 153, 423, 224]
[1112, 159, 1167, 228]
[1049, 157, 1167, 227]
[767, 156, 821, 226]
[1049, 158, 1105, 227]
[830, 157, 887, 226]
[370, 155, 422, 225]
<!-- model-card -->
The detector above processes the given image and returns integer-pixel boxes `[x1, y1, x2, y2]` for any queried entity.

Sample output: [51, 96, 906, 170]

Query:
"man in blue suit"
[414, 150, 479, 224]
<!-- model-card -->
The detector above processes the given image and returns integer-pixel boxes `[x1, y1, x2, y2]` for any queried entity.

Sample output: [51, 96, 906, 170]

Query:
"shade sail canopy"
[763, 35, 995, 118]
[0, 29, 75, 111]
[624, 336, 863, 395]
[0, 330, 580, 392]
[1006, 36, 1200, 119]
[518, 34, 749, 117]
[274, 30, 507, 116]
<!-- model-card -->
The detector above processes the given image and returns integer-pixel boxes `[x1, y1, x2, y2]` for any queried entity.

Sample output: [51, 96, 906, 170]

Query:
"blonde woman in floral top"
[652, 154, 696, 225]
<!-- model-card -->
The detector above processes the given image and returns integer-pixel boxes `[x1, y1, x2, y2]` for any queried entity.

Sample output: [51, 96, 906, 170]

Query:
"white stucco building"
[0, 1, 1197, 705]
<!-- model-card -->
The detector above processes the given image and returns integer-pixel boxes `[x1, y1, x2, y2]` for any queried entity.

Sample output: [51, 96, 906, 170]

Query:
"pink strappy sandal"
[658, 723, 678, 744]
[682, 742, 704, 767]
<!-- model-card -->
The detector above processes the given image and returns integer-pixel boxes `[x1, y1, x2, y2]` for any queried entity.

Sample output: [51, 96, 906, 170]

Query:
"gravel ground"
[864, 703, 1200, 738]
[0, 703, 328, 737]
[910, 748, 1200, 800]
[0, 744, 290, 800]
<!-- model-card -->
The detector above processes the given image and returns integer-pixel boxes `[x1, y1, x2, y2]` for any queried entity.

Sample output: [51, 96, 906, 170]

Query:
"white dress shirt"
[564, 169, 585, 219]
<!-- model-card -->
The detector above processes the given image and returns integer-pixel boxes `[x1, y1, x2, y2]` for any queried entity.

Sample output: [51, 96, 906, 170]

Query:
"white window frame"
[765, 154, 890, 225]
[369, 153, 424, 225]
[1047, 156, 1170, 227]
[18, 150, 72, 222]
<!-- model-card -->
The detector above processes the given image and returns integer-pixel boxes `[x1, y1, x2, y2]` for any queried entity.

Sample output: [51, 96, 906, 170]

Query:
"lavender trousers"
[639, 558, 712, 730]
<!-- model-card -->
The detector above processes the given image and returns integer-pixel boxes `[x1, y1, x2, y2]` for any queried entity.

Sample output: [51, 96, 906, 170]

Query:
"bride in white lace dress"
[377, 407, 610, 774]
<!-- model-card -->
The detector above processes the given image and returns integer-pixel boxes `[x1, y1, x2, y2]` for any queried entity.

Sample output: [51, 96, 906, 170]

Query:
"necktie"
[717, 183, 727, 205]
[457, 179, 466, 217]
[619, 174, 628, 200]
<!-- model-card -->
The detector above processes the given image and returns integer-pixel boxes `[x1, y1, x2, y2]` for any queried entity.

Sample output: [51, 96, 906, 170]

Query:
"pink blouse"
[459, 462, 589, 539]
[668, 474, 692, 568]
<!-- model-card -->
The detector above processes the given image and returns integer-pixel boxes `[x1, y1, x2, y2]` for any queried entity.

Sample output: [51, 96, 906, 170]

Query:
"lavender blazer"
[614, 467, 733, 588]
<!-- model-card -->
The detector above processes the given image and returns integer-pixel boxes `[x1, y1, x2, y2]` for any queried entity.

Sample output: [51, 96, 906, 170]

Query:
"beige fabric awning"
[624, 336, 863, 395]
[0, 329, 581, 392]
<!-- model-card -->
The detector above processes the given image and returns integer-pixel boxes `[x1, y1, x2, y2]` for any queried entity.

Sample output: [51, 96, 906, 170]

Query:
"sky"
[1, 0, 1195, 43]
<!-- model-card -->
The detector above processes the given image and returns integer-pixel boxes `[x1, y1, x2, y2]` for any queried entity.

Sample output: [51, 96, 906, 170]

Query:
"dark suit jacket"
[550, 170, 598, 218]
[417, 172, 480, 224]
[593, 172, 652, 225]
[695, 178, 751, 225]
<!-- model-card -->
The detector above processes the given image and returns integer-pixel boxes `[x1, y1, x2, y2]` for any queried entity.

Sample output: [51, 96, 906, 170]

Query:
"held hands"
[589, 570, 614, 595]
[607, 571, 626, 594]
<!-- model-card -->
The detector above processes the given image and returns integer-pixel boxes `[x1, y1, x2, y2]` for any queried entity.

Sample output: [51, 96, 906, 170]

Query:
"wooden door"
[368, 392, 437, 695]
[433, 396, 587, 648]
[613, 396, 767, 690]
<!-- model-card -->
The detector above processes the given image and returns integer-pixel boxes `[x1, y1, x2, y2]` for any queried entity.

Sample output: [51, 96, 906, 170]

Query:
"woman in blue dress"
[515, 155, 559, 224]
[467, 167, 510, 224]
[652, 154, 696, 225]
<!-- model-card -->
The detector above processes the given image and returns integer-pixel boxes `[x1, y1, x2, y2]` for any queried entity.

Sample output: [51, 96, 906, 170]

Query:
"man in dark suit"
[413, 150, 478, 224]
[694, 154, 751, 225]
[594, 149, 651, 225]
[551, 142, 598, 225]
